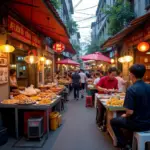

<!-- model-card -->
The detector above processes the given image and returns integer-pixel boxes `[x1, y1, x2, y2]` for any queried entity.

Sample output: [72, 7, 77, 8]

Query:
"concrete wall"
[0, 34, 9, 101]
[134, 0, 146, 17]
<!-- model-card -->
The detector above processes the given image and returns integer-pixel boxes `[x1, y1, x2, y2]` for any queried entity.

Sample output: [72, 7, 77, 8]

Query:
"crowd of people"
[59, 64, 150, 150]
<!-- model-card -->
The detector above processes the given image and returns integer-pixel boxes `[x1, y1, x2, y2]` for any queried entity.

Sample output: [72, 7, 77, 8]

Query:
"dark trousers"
[73, 84, 80, 99]
[96, 100, 106, 126]
[110, 117, 150, 147]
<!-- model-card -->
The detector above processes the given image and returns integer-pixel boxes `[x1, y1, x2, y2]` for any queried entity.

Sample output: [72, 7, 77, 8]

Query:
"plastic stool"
[132, 131, 150, 150]
[86, 96, 93, 107]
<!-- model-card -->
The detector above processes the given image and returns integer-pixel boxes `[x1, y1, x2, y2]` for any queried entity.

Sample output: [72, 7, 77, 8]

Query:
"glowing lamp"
[24, 55, 39, 64]
[0, 44, 15, 53]
[118, 57, 125, 63]
[111, 59, 115, 64]
[40, 56, 46, 62]
[124, 55, 133, 62]
[45, 59, 52, 65]
[137, 42, 149, 52]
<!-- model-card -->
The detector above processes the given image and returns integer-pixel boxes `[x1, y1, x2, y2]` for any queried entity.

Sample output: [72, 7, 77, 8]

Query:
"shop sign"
[8, 16, 41, 48]
[52, 42, 65, 53]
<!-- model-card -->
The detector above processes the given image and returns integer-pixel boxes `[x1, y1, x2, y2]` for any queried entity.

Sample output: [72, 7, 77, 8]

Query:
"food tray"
[17, 102, 36, 105]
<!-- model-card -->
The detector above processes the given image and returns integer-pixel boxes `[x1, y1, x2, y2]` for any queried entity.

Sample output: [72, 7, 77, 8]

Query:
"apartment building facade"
[91, 0, 150, 50]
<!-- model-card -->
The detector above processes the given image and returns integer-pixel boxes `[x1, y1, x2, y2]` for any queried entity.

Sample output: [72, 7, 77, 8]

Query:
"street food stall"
[95, 93, 126, 146]
[0, 84, 65, 139]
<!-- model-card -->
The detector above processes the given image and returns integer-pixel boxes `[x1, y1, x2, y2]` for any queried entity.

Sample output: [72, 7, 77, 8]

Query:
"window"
[145, 0, 150, 9]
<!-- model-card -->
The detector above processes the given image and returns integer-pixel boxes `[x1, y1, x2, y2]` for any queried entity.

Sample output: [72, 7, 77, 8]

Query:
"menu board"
[0, 53, 8, 84]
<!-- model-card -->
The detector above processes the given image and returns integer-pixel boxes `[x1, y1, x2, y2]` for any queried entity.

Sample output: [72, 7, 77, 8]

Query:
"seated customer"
[97, 67, 118, 93]
[96, 67, 118, 130]
[111, 64, 150, 150]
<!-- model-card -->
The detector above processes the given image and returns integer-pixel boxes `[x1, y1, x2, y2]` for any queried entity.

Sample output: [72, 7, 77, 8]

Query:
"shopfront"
[6, 16, 42, 87]
[101, 13, 150, 82]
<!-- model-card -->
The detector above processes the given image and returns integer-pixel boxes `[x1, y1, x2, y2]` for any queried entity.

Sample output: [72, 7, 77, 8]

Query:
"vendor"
[10, 69, 18, 92]
[96, 67, 118, 130]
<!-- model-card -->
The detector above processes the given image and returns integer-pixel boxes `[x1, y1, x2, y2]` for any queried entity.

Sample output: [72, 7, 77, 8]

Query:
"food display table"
[0, 96, 62, 139]
[96, 94, 125, 146]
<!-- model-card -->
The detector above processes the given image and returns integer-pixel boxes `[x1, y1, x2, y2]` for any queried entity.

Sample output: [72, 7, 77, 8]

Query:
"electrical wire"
[75, 11, 95, 16]
[78, 15, 107, 28]
[76, 16, 96, 22]
[74, 0, 83, 9]
[76, 5, 98, 11]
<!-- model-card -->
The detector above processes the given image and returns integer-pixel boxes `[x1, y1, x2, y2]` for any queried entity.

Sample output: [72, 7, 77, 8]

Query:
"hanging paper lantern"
[124, 55, 133, 63]
[0, 44, 15, 53]
[45, 59, 52, 65]
[111, 59, 115, 64]
[53, 42, 65, 53]
[24, 55, 39, 64]
[40, 56, 46, 62]
[118, 57, 125, 63]
[137, 42, 149, 52]
[24, 50, 39, 64]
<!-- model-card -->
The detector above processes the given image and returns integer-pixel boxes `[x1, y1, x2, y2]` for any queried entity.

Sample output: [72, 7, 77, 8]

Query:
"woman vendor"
[10, 69, 18, 92]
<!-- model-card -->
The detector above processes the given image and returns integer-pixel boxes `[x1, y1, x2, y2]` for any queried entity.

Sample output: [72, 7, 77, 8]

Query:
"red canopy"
[8, 0, 75, 54]
[56, 59, 79, 66]
[80, 52, 111, 63]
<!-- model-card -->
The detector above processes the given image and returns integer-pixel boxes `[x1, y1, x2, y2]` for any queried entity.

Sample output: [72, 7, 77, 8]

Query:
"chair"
[86, 96, 93, 107]
[132, 131, 150, 150]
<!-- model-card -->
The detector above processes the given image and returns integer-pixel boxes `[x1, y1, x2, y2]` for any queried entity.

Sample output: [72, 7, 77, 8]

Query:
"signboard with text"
[8, 16, 41, 48]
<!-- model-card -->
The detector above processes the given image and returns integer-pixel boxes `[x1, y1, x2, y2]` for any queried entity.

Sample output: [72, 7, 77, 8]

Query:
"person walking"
[79, 69, 87, 98]
[72, 70, 81, 100]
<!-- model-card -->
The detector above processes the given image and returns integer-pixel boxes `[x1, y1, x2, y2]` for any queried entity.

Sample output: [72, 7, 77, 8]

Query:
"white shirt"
[94, 77, 100, 85]
[116, 76, 126, 92]
[79, 72, 86, 83]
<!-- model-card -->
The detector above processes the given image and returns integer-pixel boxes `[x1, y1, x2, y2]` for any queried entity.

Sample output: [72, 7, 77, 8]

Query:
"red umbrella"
[80, 52, 111, 63]
[56, 58, 79, 66]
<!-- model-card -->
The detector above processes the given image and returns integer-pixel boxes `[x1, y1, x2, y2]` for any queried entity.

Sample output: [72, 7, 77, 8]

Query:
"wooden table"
[97, 95, 125, 146]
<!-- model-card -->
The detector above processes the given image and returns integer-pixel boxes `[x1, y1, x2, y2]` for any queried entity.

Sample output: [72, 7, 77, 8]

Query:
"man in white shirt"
[79, 69, 87, 98]
[116, 71, 127, 92]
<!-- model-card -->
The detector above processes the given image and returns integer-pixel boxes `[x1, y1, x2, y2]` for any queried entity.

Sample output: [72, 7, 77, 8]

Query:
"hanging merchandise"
[137, 42, 149, 52]
[0, 40, 15, 53]
[24, 50, 39, 64]
[53, 42, 65, 53]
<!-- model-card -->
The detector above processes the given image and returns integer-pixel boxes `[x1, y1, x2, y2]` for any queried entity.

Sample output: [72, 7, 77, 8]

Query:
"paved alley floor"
[0, 92, 117, 150]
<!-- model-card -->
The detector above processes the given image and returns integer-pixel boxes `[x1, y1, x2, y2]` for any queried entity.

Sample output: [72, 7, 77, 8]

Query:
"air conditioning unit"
[27, 117, 44, 139]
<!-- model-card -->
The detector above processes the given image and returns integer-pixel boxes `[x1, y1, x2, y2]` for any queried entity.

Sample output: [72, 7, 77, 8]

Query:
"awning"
[8, 0, 75, 54]
[101, 12, 150, 49]
[56, 58, 79, 66]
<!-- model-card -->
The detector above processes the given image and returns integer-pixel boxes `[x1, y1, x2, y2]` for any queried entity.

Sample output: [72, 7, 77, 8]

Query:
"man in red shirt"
[97, 67, 118, 93]
[96, 67, 118, 130]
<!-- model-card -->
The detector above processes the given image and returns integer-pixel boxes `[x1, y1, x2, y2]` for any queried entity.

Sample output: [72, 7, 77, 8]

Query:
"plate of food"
[38, 99, 52, 105]
[1, 99, 19, 104]
[100, 95, 110, 99]
[100, 99, 108, 102]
